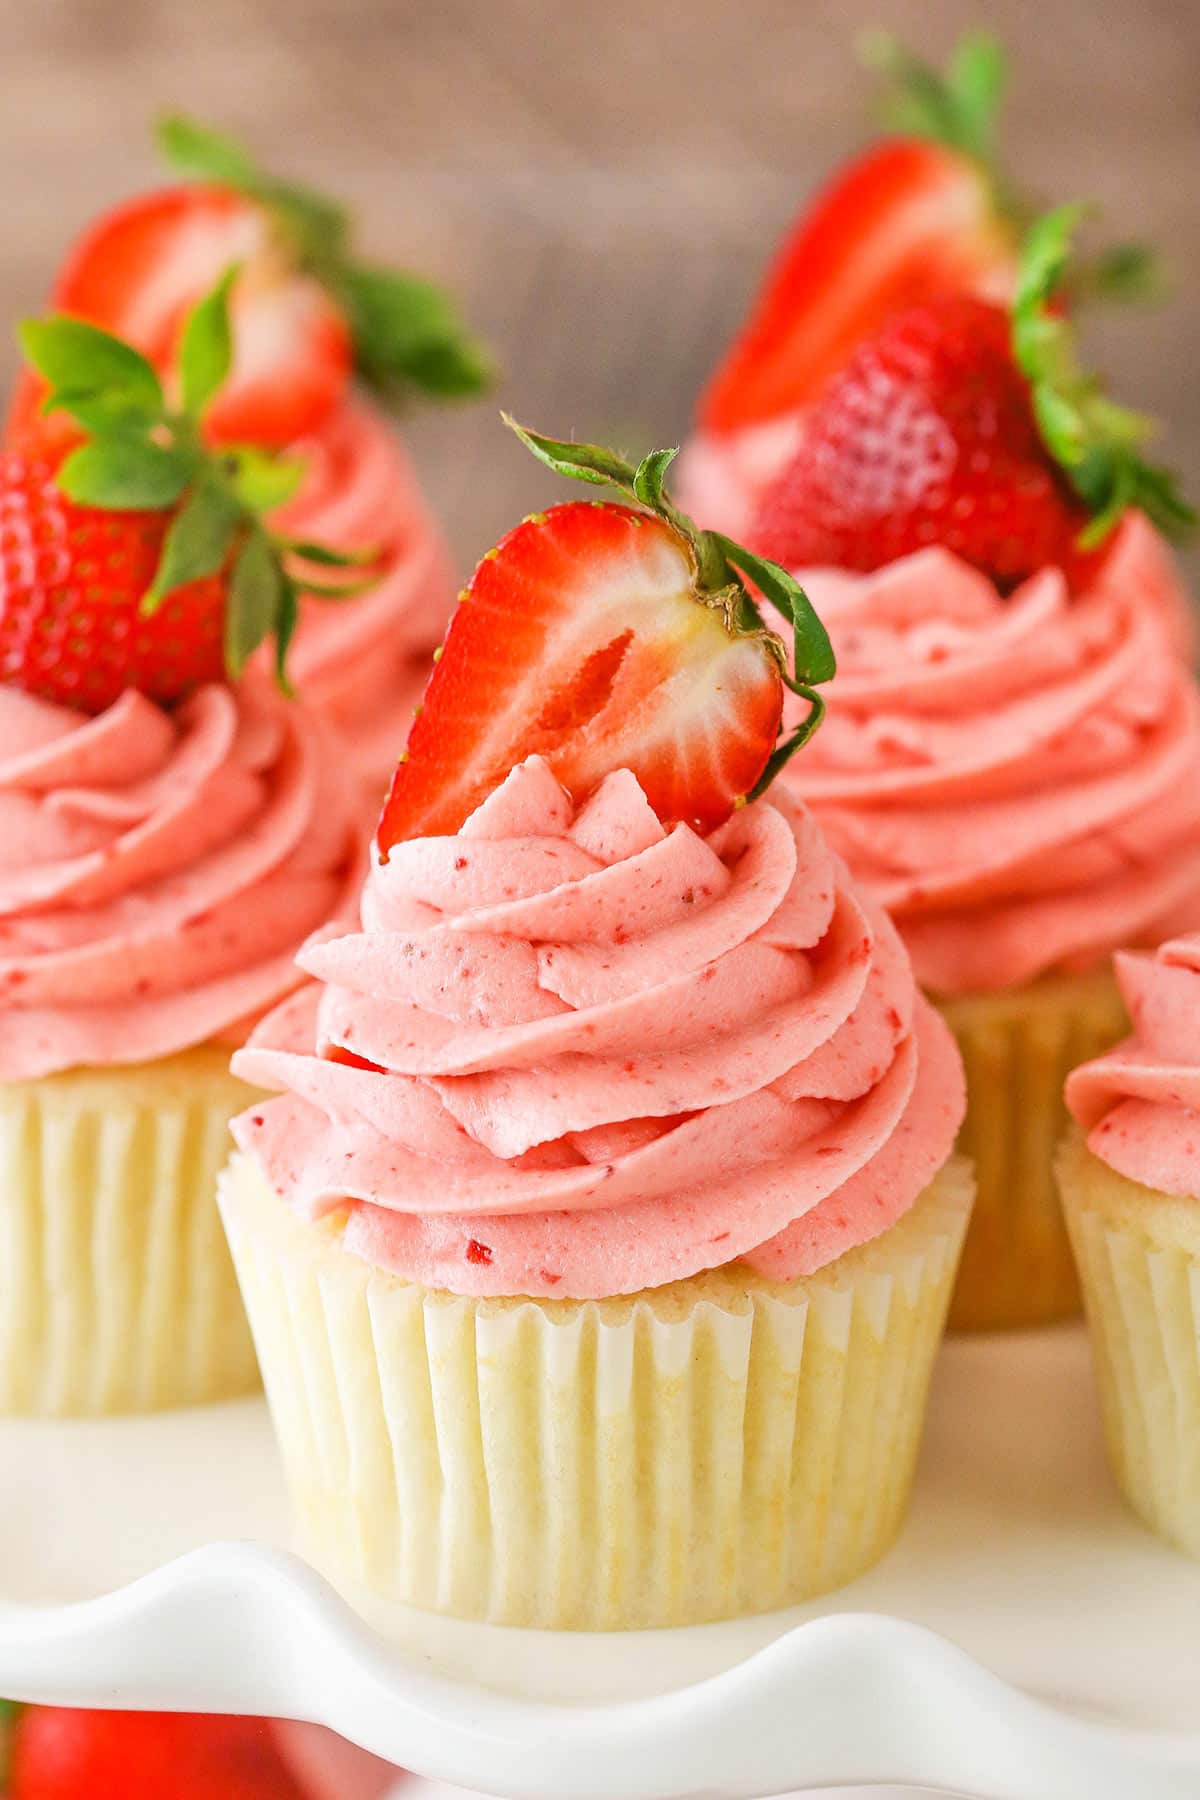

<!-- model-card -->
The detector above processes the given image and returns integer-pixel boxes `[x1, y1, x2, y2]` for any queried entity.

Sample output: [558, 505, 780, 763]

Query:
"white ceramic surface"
[6, 1328, 1200, 1798]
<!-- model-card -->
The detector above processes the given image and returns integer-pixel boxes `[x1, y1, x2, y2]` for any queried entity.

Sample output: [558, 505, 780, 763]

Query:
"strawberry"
[7, 117, 491, 454]
[750, 206, 1193, 588]
[376, 420, 836, 848]
[700, 35, 1018, 435]
[6, 188, 351, 455]
[700, 138, 1013, 436]
[699, 34, 1155, 437]
[0, 453, 229, 710]
[7, 1707, 306, 1800]
[2, 273, 375, 713]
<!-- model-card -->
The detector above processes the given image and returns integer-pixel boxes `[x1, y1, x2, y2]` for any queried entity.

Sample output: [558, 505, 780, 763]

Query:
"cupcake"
[1060, 934, 1200, 1557]
[220, 424, 972, 1631]
[0, 282, 366, 1415]
[712, 210, 1198, 1332]
[6, 115, 490, 790]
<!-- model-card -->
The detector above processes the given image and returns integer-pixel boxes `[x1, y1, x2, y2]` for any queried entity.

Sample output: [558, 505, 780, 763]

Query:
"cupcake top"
[235, 418, 965, 1300]
[1066, 934, 1200, 1202]
[0, 677, 362, 1081]
[234, 756, 964, 1298]
[788, 542, 1200, 996]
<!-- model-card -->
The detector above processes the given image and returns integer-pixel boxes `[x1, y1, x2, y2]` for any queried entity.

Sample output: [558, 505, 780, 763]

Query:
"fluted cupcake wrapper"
[0, 1050, 261, 1417]
[1058, 1132, 1200, 1558]
[220, 1152, 973, 1631]
[938, 967, 1128, 1332]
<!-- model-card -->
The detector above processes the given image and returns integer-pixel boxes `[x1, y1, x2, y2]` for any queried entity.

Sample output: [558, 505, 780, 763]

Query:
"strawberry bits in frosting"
[789, 543, 1200, 997]
[0, 677, 362, 1081]
[233, 755, 964, 1300]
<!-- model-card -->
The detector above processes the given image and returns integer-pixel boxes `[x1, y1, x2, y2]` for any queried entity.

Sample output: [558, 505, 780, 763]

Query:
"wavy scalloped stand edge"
[1, 1541, 1199, 1800]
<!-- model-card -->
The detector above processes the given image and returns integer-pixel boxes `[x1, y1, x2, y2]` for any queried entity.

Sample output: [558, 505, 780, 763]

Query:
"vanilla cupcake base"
[220, 1153, 973, 1631]
[939, 966, 1128, 1332]
[0, 1049, 261, 1417]
[1059, 1131, 1200, 1558]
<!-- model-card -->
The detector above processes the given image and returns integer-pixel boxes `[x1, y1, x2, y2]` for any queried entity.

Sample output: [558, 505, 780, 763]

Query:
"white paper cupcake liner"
[0, 1050, 260, 1416]
[221, 1151, 973, 1630]
[1059, 1130, 1200, 1557]
[939, 966, 1127, 1330]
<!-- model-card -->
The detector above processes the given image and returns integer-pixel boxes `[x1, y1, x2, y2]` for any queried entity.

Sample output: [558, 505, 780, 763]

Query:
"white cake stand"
[5, 1327, 1200, 1800]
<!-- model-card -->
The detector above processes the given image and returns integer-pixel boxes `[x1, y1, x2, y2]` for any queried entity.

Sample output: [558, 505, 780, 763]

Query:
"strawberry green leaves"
[18, 272, 378, 690]
[157, 115, 493, 409]
[55, 438, 194, 511]
[708, 535, 836, 688]
[336, 267, 495, 402]
[157, 114, 264, 192]
[708, 534, 835, 794]
[178, 264, 237, 418]
[1014, 205, 1195, 546]
[862, 30, 1007, 167]
[19, 315, 165, 415]
[506, 415, 837, 795]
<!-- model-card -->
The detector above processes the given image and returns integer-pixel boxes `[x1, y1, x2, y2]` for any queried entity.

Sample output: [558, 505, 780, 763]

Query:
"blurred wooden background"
[0, 0, 1197, 575]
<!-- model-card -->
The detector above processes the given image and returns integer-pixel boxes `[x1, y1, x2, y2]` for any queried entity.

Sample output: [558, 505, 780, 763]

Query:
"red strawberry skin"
[377, 501, 784, 847]
[750, 294, 1099, 590]
[700, 140, 1014, 435]
[9, 1708, 308, 1800]
[6, 187, 351, 453]
[0, 451, 226, 712]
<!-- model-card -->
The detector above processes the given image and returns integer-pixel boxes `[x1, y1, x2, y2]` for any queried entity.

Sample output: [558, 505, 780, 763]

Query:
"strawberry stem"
[749, 686, 826, 800]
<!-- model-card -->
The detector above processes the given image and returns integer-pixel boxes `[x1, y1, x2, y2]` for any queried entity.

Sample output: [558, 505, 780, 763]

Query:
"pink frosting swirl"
[1066, 934, 1200, 1202]
[784, 535, 1200, 997]
[232, 756, 965, 1300]
[0, 678, 363, 1081]
[271, 401, 454, 784]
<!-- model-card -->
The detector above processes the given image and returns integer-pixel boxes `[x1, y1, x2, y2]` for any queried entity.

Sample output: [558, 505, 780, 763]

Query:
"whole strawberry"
[0, 456, 230, 711]
[6, 1706, 306, 1800]
[2, 273, 374, 713]
[751, 206, 1193, 587]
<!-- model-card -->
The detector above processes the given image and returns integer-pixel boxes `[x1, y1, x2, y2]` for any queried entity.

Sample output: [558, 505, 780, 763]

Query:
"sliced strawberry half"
[7, 186, 351, 452]
[700, 137, 1015, 435]
[379, 502, 784, 843]
[378, 423, 837, 848]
